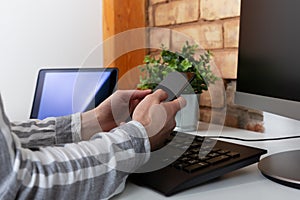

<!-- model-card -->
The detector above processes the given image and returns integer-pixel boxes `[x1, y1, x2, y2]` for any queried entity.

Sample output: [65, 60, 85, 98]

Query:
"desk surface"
[114, 112, 300, 200]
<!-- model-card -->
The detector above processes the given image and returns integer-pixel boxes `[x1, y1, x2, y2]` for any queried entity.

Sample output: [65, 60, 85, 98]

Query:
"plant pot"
[175, 94, 199, 132]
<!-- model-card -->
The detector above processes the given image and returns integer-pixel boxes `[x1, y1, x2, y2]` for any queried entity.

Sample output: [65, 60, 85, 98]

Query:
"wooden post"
[103, 0, 146, 89]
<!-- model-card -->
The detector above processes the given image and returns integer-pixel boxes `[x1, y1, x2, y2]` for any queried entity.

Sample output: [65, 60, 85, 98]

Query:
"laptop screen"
[30, 68, 118, 119]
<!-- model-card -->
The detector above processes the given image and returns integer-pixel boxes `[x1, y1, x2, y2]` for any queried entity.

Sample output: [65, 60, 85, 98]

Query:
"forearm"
[11, 114, 81, 148]
[2, 121, 150, 200]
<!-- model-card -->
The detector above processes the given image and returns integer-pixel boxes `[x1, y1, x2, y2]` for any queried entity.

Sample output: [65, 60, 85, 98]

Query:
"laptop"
[30, 68, 118, 119]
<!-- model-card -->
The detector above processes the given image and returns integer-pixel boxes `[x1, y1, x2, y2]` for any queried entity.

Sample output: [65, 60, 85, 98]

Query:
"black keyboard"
[129, 131, 267, 196]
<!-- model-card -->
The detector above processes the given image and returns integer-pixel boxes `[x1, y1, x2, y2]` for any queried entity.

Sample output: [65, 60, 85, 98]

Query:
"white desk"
[114, 112, 300, 200]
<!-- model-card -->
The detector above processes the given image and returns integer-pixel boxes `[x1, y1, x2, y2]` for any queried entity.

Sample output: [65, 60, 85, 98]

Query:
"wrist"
[125, 121, 151, 155]
[81, 109, 102, 140]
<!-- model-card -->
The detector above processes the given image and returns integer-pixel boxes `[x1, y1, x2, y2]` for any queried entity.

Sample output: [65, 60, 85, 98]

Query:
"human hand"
[95, 89, 152, 131]
[132, 89, 186, 151]
[81, 90, 151, 140]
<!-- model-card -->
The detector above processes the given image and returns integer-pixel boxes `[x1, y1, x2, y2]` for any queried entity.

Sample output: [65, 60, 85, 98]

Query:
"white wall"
[0, 0, 103, 121]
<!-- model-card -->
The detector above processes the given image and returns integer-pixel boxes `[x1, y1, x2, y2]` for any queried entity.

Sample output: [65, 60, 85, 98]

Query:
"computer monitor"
[235, 0, 300, 189]
[30, 68, 118, 119]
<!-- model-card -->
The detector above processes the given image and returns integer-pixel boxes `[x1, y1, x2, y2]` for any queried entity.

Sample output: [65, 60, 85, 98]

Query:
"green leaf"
[137, 41, 220, 93]
[181, 59, 192, 71]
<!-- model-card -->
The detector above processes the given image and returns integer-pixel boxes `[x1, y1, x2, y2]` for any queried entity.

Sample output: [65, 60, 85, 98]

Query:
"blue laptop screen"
[30, 68, 118, 119]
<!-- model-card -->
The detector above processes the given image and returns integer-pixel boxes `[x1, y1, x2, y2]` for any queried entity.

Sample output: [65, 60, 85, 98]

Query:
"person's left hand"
[95, 89, 152, 130]
[81, 90, 152, 140]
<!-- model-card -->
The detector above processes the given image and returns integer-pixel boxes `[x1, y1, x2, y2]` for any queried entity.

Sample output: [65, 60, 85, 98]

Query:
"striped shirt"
[0, 94, 150, 200]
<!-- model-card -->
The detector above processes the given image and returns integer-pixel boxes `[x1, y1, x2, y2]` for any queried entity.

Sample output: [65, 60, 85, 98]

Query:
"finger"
[176, 96, 187, 108]
[164, 96, 187, 115]
[129, 90, 152, 113]
[151, 89, 168, 102]
[129, 99, 140, 113]
[130, 89, 152, 100]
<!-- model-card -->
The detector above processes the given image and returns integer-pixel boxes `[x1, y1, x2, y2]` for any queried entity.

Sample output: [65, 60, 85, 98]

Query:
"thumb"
[164, 96, 187, 115]
[174, 96, 187, 110]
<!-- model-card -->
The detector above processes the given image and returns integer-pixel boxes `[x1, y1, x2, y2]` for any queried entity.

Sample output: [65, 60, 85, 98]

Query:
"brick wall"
[147, 0, 264, 132]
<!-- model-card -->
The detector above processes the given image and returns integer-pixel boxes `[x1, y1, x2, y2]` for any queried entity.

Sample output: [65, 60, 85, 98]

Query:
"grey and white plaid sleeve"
[0, 95, 150, 200]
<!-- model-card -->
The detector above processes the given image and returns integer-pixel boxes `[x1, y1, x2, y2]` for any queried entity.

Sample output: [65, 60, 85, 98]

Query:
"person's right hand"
[132, 89, 186, 151]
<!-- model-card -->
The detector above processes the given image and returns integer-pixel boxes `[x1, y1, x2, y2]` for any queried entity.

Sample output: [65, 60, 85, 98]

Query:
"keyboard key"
[180, 157, 190, 162]
[187, 153, 208, 161]
[173, 162, 190, 170]
[227, 152, 240, 158]
[198, 151, 210, 158]
[218, 149, 230, 154]
[190, 143, 201, 148]
[189, 154, 200, 159]
[206, 155, 230, 164]
[184, 162, 209, 173]
[212, 148, 221, 152]
[198, 156, 210, 161]
[207, 152, 220, 158]
[191, 149, 200, 154]
[187, 159, 199, 165]
[183, 151, 192, 156]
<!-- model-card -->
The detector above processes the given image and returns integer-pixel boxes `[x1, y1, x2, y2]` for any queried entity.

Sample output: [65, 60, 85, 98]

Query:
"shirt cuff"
[71, 113, 82, 143]
[126, 120, 151, 161]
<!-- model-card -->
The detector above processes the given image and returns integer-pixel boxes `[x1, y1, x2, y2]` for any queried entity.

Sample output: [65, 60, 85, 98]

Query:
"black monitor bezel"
[235, 0, 300, 121]
[30, 67, 118, 119]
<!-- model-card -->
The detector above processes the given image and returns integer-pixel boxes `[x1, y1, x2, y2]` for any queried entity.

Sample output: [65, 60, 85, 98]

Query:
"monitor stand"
[258, 150, 300, 189]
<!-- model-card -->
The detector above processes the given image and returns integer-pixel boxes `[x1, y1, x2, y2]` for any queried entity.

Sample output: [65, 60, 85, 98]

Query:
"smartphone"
[154, 71, 195, 101]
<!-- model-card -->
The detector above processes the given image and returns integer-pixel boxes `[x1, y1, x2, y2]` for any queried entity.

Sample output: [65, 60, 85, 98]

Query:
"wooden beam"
[103, 0, 146, 89]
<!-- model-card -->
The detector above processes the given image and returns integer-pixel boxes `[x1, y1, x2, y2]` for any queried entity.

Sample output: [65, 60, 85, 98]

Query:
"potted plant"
[138, 42, 219, 131]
